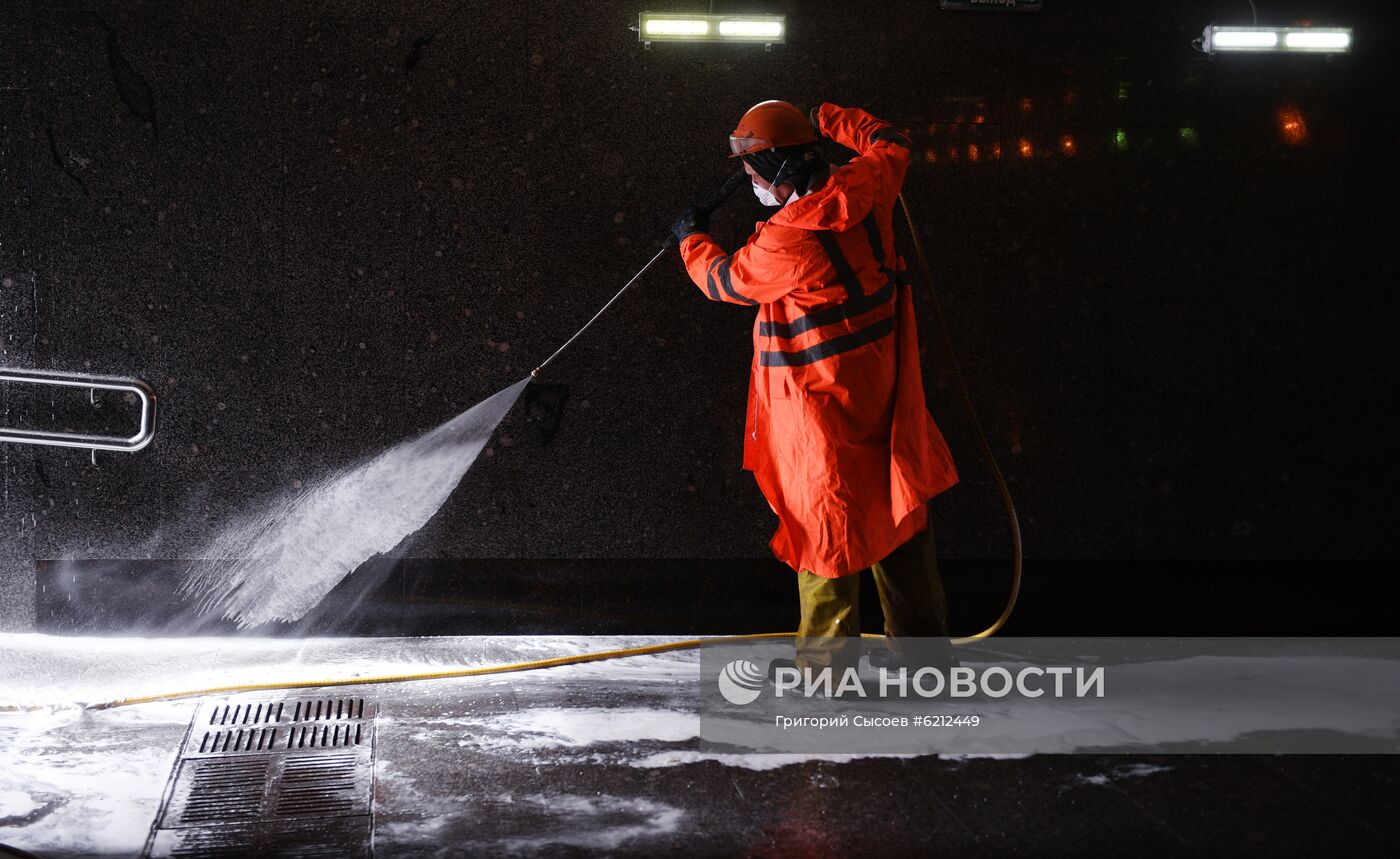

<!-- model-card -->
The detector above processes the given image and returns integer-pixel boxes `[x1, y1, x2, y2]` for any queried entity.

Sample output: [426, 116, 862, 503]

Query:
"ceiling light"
[638, 13, 785, 46]
[1198, 26, 1352, 55]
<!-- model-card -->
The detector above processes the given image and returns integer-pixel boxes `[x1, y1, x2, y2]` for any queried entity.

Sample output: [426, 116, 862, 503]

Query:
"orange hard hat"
[729, 100, 817, 157]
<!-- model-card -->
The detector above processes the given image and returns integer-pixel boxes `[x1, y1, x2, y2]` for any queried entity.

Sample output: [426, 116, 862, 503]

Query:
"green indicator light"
[1117, 81, 1130, 101]
[1178, 127, 1199, 147]
[1114, 128, 1129, 150]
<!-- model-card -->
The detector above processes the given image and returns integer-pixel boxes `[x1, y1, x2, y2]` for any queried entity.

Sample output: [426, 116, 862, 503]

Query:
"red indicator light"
[1278, 105, 1308, 146]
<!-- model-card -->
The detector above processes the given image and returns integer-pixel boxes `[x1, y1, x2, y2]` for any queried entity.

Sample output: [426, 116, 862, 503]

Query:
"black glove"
[669, 206, 710, 247]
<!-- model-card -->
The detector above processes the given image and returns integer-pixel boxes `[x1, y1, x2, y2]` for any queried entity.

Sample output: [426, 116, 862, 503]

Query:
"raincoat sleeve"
[678, 231, 803, 306]
[814, 103, 912, 158]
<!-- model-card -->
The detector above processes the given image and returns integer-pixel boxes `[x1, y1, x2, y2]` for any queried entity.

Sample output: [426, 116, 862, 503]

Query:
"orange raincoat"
[680, 103, 958, 578]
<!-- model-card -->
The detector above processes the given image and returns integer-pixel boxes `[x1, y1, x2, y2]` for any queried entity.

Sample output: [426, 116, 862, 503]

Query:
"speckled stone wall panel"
[2, 0, 1397, 624]
[2, 72, 37, 626]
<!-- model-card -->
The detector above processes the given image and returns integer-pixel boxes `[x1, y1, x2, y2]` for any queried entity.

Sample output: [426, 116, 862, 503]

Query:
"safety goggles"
[728, 135, 772, 157]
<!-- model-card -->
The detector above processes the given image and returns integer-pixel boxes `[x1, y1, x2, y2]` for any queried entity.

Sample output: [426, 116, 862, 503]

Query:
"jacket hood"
[768, 160, 878, 232]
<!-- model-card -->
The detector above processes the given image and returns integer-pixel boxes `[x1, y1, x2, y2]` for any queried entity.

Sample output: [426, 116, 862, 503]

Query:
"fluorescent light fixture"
[718, 20, 784, 39]
[1199, 26, 1352, 55]
[638, 13, 786, 45]
[644, 18, 709, 37]
[1212, 29, 1278, 49]
[1283, 30, 1351, 50]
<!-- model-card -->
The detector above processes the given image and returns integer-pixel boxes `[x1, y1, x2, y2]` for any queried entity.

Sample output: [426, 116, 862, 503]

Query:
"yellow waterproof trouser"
[795, 527, 950, 672]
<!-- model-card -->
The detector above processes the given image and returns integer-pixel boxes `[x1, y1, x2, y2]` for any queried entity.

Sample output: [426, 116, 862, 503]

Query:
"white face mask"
[752, 179, 783, 208]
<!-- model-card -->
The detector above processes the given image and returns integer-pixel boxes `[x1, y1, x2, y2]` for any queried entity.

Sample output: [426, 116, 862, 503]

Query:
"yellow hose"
[898, 192, 1023, 642]
[51, 633, 843, 712]
[2, 190, 1021, 716]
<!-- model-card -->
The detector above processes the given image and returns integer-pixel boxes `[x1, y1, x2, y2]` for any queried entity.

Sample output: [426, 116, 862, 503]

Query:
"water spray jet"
[182, 170, 751, 629]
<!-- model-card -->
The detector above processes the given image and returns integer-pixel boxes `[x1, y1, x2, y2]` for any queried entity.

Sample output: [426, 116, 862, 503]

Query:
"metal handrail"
[0, 368, 157, 452]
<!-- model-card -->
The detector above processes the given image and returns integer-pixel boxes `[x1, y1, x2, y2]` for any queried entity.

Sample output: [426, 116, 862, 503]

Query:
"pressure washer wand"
[532, 168, 749, 378]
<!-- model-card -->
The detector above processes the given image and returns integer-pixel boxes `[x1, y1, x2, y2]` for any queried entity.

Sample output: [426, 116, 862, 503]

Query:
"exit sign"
[940, 0, 1044, 10]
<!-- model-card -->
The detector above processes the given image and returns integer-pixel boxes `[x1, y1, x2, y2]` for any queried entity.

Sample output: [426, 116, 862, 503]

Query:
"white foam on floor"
[632, 749, 920, 771]
[0, 789, 41, 818]
[437, 707, 700, 749]
[7, 634, 1400, 853]
[4, 635, 1398, 769]
[1073, 762, 1173, 787]
[0, 700, 192, 854]
[501, 794, 685, 852]
[0, 632, 683, 709]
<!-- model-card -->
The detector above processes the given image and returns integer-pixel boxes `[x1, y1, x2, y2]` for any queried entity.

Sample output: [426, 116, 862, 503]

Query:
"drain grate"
[144, 695, 376, 858]
[185, 697, 371, 760]
[274, 753, 362, 817]
[168, 757, 270, 825]
[151, 817, 373, 858]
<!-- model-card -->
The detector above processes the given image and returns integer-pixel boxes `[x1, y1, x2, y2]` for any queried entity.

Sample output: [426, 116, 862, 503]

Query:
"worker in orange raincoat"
[672, 101, 960, 673]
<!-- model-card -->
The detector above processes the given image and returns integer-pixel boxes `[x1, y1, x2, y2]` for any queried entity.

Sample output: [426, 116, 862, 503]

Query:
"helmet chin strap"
[769, 148, 824, 196]
[768, 157, 794, 193]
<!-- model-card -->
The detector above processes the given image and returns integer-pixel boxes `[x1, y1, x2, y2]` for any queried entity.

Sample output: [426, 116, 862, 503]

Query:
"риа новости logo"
[717, 659, 766, 705]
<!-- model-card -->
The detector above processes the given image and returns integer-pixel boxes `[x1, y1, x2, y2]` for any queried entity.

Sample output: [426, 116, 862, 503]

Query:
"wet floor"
[2, 635, 1398, 857]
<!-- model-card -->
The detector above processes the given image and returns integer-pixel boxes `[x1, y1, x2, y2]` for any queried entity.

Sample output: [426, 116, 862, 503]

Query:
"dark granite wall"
[2, 1, 1396, 630]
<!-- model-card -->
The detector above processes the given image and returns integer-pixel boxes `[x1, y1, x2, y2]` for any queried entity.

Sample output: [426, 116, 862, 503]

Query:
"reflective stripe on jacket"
[680, 103, 959, 578]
